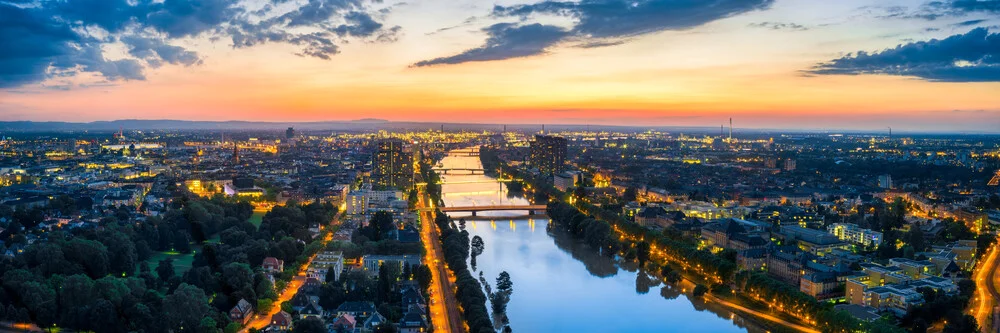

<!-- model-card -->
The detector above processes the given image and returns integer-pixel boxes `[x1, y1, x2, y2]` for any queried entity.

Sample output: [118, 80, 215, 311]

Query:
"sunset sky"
[1, 0, 999, 132]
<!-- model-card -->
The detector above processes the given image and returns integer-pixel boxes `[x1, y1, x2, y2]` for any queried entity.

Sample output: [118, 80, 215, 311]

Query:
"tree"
[157, 258, 175, 284]
[692, 284, 708, 297]
[293, 318, 327, 333]
[415, 265, 432, 292]
[162, 284, 212, 332]
[623, 187, 638, 202]
[199, 316, 218, 333]
[496, 271, 512, 294]
[470, 235, 485, 256]
[636, 241, 651, 268]
[905, 226, 927, 252]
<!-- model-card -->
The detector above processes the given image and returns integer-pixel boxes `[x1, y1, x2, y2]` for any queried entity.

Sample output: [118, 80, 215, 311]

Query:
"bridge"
[438, 204, 547, 216]
[433, 168, 486, 175]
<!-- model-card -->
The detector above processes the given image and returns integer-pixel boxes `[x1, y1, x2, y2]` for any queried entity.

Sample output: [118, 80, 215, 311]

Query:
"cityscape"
[2, 0, 1000, 333]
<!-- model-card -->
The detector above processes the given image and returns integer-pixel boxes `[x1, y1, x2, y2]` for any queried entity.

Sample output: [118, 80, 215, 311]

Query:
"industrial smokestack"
[729, 118, 733, 142]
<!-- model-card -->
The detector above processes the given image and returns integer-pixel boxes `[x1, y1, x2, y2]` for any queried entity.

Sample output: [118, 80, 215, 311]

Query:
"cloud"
[493, 0, 774, 38]
[748, 21, 808, 31]
[331, 11, 384, 37]
[415, 0, 773, 66]
[1, 0, 400, 89]
[953, 19, 988, 27]
[808, 27, 1000, 82]
[121, 35, 202, 68]
[413, 23, 569, 67]
[0, 3, 78, 88]
[880, 1, 1000, 20]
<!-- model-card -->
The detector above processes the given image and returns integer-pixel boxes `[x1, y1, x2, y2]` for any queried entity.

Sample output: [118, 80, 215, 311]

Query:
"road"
[417, 185, 465, 333]
[242, 213, 339, 332]
[706, 295, 820, 333]
[972, 237, 1000, 333]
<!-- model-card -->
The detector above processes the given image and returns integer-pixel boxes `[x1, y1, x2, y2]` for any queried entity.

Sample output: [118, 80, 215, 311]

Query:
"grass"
[249, 211, 265, 227]
[146, 250, 195, 277]
[145, 211, 267, 278]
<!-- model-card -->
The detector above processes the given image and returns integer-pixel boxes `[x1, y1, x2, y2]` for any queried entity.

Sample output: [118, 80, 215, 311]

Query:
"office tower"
[878, 174, 893, 189]
[784, 158, 796, 171]
[372, 139, 413, 189]
[286, 127, 295, 139]
[530, 135, 567, 176]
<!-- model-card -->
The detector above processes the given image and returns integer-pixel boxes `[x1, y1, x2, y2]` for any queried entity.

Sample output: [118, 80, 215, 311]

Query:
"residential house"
[229, 298, 254, 325]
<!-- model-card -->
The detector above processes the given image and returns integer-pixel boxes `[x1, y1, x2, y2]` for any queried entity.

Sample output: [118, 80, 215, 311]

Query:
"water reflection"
[438, 151, 766, 333]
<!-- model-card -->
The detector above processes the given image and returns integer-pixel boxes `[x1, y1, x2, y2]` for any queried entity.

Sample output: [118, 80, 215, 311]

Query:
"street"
[973, 236, 1000, 333]
[242, 213, 339, 332]
[417, 185, 465, 333]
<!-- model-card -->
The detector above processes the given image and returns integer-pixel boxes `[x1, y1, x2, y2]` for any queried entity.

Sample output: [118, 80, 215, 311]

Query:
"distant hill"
[0, 119, 991, 135]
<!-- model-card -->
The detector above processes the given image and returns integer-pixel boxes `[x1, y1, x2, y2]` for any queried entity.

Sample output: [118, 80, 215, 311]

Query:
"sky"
[1, 0, 999, 132]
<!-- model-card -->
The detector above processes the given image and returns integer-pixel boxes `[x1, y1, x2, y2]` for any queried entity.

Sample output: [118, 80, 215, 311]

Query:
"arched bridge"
[439, 204, 547, 216]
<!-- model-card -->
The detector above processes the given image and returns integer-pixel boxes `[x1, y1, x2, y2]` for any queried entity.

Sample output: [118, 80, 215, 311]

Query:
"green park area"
[146, 251, 195, 278]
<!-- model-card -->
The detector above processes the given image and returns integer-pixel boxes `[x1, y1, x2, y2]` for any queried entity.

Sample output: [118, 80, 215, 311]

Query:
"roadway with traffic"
[417, 184, 465, 333]
[973, 235, 1000, 333]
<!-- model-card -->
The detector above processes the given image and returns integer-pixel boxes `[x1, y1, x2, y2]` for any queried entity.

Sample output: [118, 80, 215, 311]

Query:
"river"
[437, 150, 766, 333]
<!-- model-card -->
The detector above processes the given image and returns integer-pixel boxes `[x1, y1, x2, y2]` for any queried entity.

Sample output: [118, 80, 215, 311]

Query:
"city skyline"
[2, 0, 1000, 132]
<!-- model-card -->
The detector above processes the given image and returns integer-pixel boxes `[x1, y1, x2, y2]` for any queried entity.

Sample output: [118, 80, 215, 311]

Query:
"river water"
[438, 151, 765, 333]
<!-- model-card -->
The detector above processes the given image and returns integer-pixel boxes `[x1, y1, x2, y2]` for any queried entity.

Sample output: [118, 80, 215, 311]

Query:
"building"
[827, 223, 883, 247]
[701, 218, 769, 252]
[529, 135, 567, 176]
[846, 264, 958, 317]
[337, 301, 377, 319]
[229, 298, 254, 325]
[346, 191, 368, 215]
[286, 127, 295, 139]
[371, 139, 413, 189]
[878, 174, 893, 189]
[362, 254, 422, 272]
[953, 208, 988, 232]
[784, 158, 796, 171]
[262, 257, 284, 273]
[269, 311, 293, 331]
[553, 171, 581, 191]
[780, 226, 848, 256]
[309, 251, 344, 282]
[399, 306, 428, 333]
[331, 314, 356, 332]
[800, 272, 842, 300]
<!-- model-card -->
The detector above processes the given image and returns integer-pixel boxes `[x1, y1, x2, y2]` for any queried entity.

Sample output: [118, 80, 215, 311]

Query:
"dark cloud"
[413, 23, 569, 67]
[290, 32, 340, 60]
[145, 0, 243, 38]
[121, 36, 202, 67]
[277, 0, 365, 27]
[0, 3, 78, 88]
[415, 0, 772, 66]
[954, 19, 988, 27]
[574, 40, 626, 48]
[1, 0, 400, 89]
[748, 21, 808, 31]
[332, 11, 383, 37]
[881, 1, 1000, 21]
[493, 0, 774, 38]
[808, 27, 1000, 82]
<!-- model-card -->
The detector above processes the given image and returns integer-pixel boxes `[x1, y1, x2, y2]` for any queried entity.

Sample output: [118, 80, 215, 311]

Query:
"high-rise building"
[529, 135, 567, 176]
[878, 174, 893, 189]
[285, 127, 295, 139]
[372, 139, 413, 189]
[784, 158, 797, 171]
